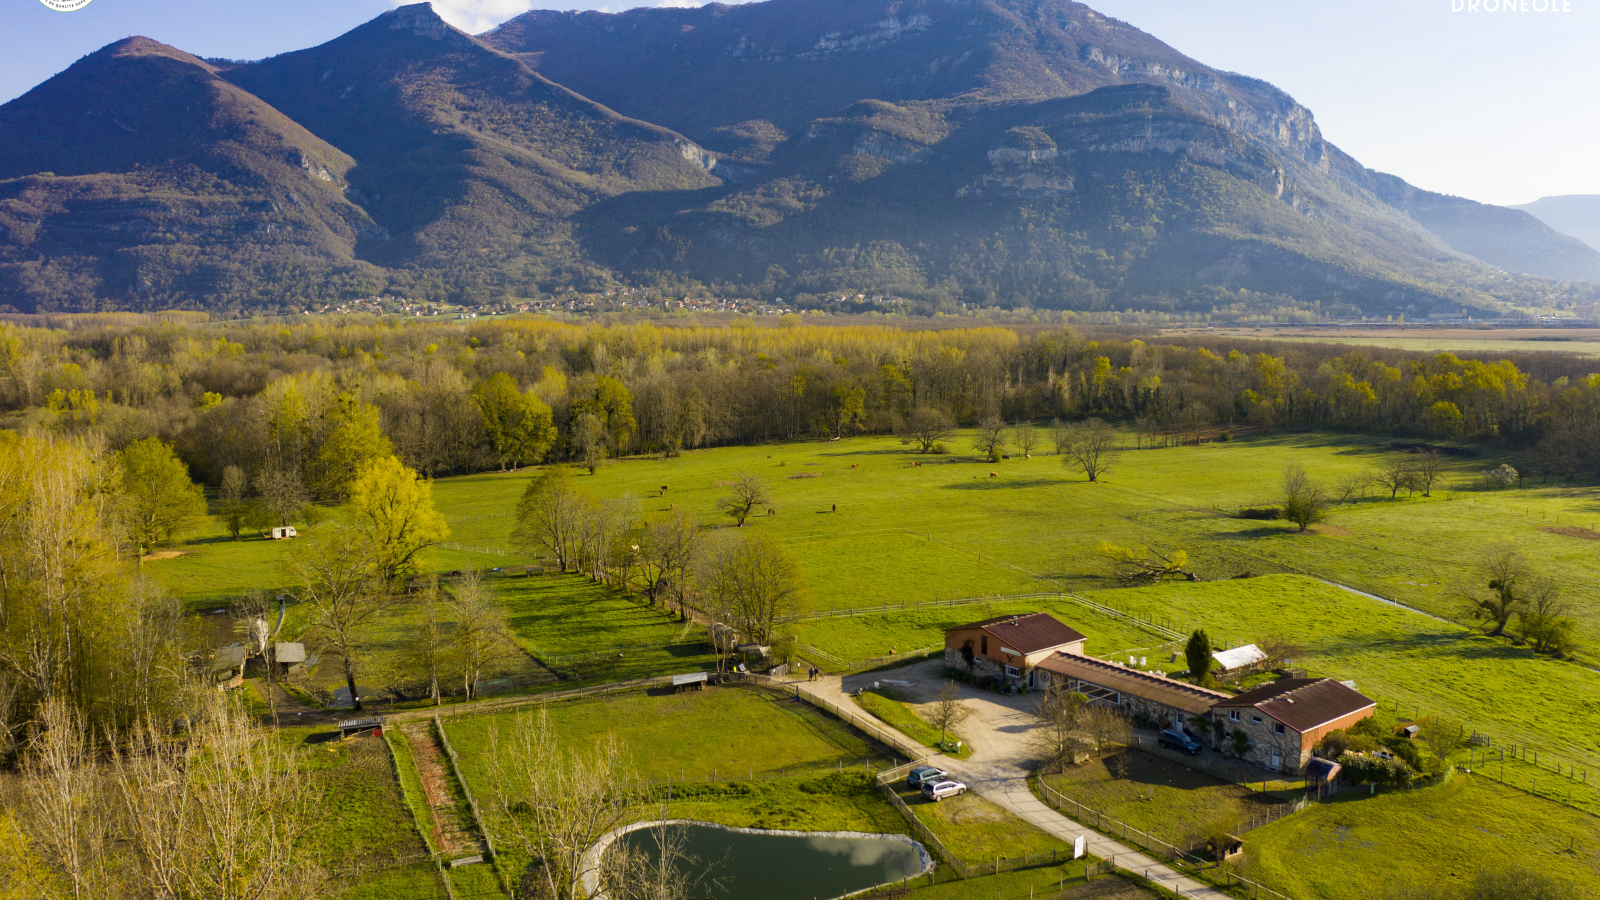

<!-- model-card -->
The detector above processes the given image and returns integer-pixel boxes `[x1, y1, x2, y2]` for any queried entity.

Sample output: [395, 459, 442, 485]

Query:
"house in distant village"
[1212, 678, 1376, 774]
[943, 613, 1086, 689]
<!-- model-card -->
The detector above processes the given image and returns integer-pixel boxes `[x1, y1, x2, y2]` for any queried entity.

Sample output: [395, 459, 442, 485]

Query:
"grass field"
[797, 600, 1167, 664]
[1243, 774, 1600, 900]
[442, 686, 893, 789]
[496, 574, 716, 684]
[894, 785, 1077, 864]
[285, 728, 448, 900]
[1040, 752, 1288, 849]
[853, 689, 973, 759]
[1081, 575, 1600, 762]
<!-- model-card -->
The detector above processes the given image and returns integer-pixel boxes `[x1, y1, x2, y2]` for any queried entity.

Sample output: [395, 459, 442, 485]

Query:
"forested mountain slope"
[0, 0, 1595, 313]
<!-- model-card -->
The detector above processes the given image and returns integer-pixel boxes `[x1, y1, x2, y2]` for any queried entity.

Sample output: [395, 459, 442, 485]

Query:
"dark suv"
[1158, 728, 1202, 756]
[907, 765, 948, 788]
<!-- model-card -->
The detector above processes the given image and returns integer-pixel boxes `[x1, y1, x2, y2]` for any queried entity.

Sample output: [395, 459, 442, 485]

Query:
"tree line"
[0, 318, 1596, 515]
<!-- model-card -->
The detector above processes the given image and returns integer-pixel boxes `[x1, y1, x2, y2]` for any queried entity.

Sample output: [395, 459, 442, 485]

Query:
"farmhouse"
[943, 613, 1086, 688]
[1212, 678, 1376, 774]
[1036, 653, 1230, 732]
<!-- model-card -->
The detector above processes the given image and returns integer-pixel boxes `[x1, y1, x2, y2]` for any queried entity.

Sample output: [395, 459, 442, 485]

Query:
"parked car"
[1158, 728, 1202, 756]
[921, 779, 967, 802]
[907, 765, 948, 788]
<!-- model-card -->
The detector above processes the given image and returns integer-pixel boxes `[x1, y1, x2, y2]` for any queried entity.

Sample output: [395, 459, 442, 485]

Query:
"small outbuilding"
[273, 642, 307, 677]
[1211, 644, 1269, 675]
[271, 526, 298, 540]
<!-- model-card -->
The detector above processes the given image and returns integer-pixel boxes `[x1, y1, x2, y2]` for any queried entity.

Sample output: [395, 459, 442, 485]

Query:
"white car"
[921, 779, 967, 802]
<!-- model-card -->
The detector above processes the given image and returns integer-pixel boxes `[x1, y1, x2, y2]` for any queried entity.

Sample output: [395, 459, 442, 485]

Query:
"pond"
[596, 822, 930, 900]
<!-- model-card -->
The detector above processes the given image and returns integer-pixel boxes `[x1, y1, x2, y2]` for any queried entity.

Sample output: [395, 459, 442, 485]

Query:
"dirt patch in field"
[141, 550, 186, 561]
[1308, 524, 1354, 537]
[1541, 526, 1600, 541]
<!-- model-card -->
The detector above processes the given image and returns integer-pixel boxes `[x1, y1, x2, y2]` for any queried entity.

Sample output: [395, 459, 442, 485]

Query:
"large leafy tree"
[572, 376, 636, 456]
[310, 393, 392, 499]
[118, 437, 206, 553]
[348, 456, 450, 587]
[472, 372, 557, 471]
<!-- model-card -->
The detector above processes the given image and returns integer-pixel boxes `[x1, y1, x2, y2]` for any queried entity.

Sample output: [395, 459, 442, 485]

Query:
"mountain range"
[1516, 195, 1600, 255]
[2, 0, 1597, 316]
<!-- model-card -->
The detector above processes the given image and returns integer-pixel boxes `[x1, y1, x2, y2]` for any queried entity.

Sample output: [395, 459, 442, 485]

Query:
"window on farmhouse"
[1252, 716, 1263, 724]
[1004, 664, 1020, 678]
[1273, 723, 1286, 735]
[1229, 710, 1240, 722]
[982, 636, 988, 655]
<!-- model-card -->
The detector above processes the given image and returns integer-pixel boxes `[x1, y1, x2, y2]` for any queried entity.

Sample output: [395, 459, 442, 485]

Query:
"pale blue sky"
[5, 0, 1597, 206]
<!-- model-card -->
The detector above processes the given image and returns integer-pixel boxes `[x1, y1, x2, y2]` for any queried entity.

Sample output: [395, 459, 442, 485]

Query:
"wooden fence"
[1033, 776, 1296, 900]
[433, 715, 511, 897]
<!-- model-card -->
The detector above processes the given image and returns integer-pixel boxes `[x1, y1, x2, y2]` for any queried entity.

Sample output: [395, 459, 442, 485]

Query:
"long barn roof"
[1038, 653, 1229, 716]
[949, 613, 1086, 655]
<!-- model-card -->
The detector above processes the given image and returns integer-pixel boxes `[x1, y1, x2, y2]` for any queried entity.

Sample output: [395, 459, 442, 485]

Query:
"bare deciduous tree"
[485, 708, 640, 900]
[1411, 451, 1446, 497]
[1029, 684, 1090, 772]
[1011, 421, 1040, 458]
[927, 681, 970, 747]
[285, 528, 386, 710]
[1334, 471, 1370, 503]
[717, 474, 769, 527]
[220, 464, 249, 540]
[1372, 460, 1416, 500]
[902, 407, 954, 454]
[1079, 703, 1133, 757]
[512, 465, 589, 572]
[1061, 419, 1117, 482]
[258, 466, 308, 528]
[449, 571, 516, 701]
[640, 510, 702, 620]
[695, 530, 806, 646]
[1282, 464, 1327, 532]
[972, 415, 1007, 459]
[1454, 541, 1529, 636]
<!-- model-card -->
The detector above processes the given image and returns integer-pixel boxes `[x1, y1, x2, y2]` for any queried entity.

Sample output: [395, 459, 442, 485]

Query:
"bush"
[988, 447, 1002, 463]
[1337, 752, 1414, 784]
[1483, 464, 1518, 488]
[1238, 507, 1283, 520]
[1316, 728, 1381, 758]
[931, 443, 949, 455]
[1218, 432, 1232, 442]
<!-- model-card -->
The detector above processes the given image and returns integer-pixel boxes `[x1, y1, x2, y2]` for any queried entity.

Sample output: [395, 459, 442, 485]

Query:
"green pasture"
[495, 574, 715, 684]
[1039, 751, 1288, 849]
[899, 786, 1077, 864]
[416, 431, 1600, 652]
[1201, 331, 1600, 358]
[281, 728, 448, 900]
[1244, 774, 1600, 900]
[796, 599, 1170, 664]
[894, 865, 1152, 900]
[1086, 575, 1600, 762]
[441, 686, 893, 789]
[853, 689, 973, 759]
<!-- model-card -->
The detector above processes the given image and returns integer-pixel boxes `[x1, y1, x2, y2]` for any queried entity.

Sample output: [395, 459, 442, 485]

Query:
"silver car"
[921, 779, 967, 802]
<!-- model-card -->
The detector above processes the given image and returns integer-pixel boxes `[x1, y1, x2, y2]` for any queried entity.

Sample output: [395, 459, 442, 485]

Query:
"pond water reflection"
[613, 823, 927, 900]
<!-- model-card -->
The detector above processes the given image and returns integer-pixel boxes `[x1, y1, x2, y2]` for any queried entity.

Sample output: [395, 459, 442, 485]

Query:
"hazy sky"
[5, 0, 1597, 206]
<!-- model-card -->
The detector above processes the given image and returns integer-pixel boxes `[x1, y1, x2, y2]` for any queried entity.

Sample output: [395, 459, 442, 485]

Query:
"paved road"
[792, 659, 1231, 900]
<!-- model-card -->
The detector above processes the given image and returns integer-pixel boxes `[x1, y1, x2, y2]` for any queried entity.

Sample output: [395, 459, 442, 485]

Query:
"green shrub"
[1337, 752, 1413, 784]
[1238, 507, 1283, 520]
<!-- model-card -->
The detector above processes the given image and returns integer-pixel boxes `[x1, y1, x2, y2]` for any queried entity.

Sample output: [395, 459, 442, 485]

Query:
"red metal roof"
[950, 613, 1087, 655]
[1213, 678, 1375, 733]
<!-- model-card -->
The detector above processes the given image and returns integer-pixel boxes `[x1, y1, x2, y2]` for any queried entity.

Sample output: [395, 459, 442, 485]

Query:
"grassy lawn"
[283, 728, 448, 900]
[496, 573, 716, 684]
[1243, 774, 1600, 900]
[664, 772, 907, 834]
[1040, 752, 1288, 849]
[443, 686, 894, 788]
[887, 866, 1156, 900]
[853, 689, 973, 759]
[894, 785, 1076, 864]
[798, 599, 1168, 664]
[1090, 575, 1600, 762]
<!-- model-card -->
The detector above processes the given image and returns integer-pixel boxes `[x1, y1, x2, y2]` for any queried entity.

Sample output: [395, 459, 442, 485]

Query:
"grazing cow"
[989, 472, 998, 477]
[851, 463, 858, 469]
[767, 508, 776, 516]
[661, 485, 669, 492]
